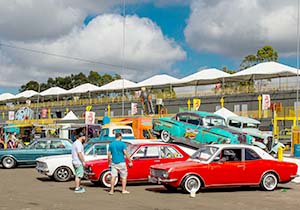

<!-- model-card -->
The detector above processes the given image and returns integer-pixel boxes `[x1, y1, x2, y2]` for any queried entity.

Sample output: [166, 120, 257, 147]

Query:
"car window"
[187, 115, 201, 125]
[87, 144, 108, 156]
[245, 148, 261, 161]
[32, 141, 48, 149]
[133, 146, 159, 159]
[176, 114, 188, 123]
[50, 140, 65, 149]
[220, 149, 242, 162]
[228, 120, 242, 128]
[113, 128, 132, 135]
[100, 128, 109, 137]
[160, 146, 182, 158]
[203, 116, 226, 127]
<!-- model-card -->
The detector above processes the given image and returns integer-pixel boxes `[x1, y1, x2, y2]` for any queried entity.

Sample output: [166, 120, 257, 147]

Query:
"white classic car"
[36, 141, 114, 181]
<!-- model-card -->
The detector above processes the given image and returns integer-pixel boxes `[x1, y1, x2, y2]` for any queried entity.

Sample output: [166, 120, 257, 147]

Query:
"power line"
[0, 42, 143, 72]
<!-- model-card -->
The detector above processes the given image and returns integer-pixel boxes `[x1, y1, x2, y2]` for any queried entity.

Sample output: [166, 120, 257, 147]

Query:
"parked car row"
[0, 136, 298, 194]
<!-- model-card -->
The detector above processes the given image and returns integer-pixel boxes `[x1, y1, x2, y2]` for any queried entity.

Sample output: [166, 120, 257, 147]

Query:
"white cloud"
[185, 0, 298, 57]
[0, 14, 186, 87]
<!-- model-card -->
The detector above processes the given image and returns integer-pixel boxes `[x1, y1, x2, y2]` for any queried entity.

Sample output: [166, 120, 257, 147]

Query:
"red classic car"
[84, 141, 192, 187]
[149, 144, 298, 193]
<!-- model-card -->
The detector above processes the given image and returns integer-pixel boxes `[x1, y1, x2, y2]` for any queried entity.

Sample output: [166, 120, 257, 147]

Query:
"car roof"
[227, 116, 261, 124]
[208, 144, 275, 160]
[177, 111, 225, 118]
[123, 139, 171, 146]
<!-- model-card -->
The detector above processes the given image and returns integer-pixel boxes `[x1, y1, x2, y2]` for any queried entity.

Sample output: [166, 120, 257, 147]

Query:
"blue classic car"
[153, 111, 253, 147]
[0, 138, 72, 169]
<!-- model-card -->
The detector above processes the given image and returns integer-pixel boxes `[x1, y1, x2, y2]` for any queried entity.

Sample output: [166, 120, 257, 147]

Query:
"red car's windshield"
[191, 146, 218, 161]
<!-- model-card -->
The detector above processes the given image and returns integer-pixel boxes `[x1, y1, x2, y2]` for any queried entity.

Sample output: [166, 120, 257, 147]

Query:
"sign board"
[131, 103, 138, 115]
[41, 108, 48, 118]
[8, 111, 15, 120]
[193, 99, 201, 111]
[85, 111, 95, 125]
[262, 94, 271, 110]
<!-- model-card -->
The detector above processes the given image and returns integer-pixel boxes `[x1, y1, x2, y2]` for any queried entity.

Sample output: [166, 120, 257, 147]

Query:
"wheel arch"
[260, 170, 280, 183]
[1, 155, 18, 164]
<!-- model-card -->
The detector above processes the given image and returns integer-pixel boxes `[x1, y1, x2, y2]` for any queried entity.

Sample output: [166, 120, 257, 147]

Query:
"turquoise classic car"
[152, 111, 253, 147]
[0, 138, 72, 169]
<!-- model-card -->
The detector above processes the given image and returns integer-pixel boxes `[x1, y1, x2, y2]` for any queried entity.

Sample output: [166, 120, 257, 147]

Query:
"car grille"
[150, 168, 165, 177]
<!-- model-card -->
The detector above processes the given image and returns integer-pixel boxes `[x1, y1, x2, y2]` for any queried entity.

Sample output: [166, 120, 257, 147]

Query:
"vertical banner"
[193, 99, 201, 111]
[41, 108, 48, 118]
[8, 111, 15, 120]
[131, 103, 138, 115]
[262, 94, 271, 110]
[85, 111, 95, 125]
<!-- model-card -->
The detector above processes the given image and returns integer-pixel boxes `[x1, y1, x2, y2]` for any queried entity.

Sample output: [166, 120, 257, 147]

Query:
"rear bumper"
[291, 174, 299, 179]
[148, 176, 177, 184]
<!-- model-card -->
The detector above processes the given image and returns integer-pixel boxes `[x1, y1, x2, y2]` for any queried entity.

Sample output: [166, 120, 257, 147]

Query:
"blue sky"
[0, 0, 299, 94]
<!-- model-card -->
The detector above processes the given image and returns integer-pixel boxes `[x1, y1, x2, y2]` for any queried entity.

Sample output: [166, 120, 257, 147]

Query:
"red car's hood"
[151, 159, 203, 170]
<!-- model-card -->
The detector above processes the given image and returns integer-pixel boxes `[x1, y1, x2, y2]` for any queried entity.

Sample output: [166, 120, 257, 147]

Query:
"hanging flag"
[262, 94, 271, 110]
[85, 111, 95, 125]
[131, 103, 138, 115]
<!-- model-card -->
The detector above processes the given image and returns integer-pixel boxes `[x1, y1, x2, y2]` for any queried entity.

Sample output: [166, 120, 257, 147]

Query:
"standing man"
[108, 132, 133, 195]
[72, 132, 86, 193]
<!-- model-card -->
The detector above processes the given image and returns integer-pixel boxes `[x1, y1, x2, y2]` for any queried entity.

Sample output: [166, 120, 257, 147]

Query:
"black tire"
[161, 130, 172, 143]
[181, 175, 202, 194]
[163, 184, 178, 192]
[53, 166, 73, 182]
[260, 172, 278, 191]
[2, 156, 16, 169]
[100, 171, 118, 188]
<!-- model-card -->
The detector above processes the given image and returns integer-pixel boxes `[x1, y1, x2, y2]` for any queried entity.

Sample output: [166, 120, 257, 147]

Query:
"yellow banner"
[193, 99, 201, 111]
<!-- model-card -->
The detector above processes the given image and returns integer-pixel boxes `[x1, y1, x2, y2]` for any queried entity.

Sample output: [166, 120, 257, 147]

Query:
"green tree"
[19, 80, 40, 92]
[256, 45, 278, 62]
[240, 45, 278, 70]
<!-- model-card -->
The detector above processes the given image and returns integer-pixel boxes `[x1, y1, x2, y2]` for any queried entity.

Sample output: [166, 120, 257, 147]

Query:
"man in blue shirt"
[108, 132, 133, 195]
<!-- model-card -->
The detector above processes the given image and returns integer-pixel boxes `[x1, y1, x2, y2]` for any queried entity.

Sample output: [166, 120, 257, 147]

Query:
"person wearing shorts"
[72, 132, 86, 193]
[108, 132, 133, 195]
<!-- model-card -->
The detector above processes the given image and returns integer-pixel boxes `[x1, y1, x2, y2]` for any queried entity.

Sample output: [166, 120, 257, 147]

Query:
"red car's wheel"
[100, 171, 118, 188]
[260, 172, 278, 191]
[181, 175, 202, 194]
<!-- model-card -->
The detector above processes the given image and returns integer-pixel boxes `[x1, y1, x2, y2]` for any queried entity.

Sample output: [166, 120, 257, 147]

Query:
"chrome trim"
[84, 171, 95, 176]
[148, 176, 177, 184]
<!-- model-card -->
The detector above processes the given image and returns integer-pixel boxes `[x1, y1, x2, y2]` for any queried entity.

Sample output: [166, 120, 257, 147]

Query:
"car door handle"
[237, 165, 245, 168]
[154, 160, 160, 163]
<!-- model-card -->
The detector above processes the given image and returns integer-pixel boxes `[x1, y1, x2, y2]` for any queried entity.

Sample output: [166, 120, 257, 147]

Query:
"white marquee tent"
[68, 83, 101, 94]
[175, 68, 231, 86]
[226, 61, 298, 81]
[40, 87, 68, 96]
[0, 93, 15, 101]
[14, 90, 39, 99]
[99, 79, 138, 91]
[136, 74, 180, 88]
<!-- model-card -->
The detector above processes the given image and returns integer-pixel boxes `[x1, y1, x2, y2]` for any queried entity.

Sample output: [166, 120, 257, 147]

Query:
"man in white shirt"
[72, 132, 86, 193]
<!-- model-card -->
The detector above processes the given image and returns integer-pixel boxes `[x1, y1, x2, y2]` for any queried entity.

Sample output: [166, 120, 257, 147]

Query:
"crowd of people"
[0, 131, 22, 149]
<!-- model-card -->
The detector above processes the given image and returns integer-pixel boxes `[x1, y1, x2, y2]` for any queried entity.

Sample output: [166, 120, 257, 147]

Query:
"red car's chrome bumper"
[148, 176, 177, 184]
[291, 174, 299, 179]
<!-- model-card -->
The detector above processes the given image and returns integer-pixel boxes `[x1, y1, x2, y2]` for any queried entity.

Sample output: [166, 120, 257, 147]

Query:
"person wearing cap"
[72, 132, 86, 193]
[108, 132, 133, 195]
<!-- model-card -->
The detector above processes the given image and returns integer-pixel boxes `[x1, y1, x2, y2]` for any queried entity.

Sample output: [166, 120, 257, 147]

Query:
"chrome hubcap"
[3, 158, 14, 168]
[57, 168, 69, 179]
[265, 176, 276, 189]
